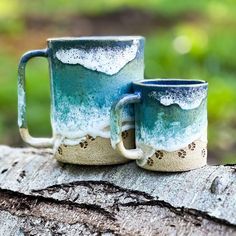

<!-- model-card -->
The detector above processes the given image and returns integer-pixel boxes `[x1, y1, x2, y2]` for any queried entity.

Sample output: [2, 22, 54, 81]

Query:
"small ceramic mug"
[18, 36, 145, 165]
[110, 79, 208, 172]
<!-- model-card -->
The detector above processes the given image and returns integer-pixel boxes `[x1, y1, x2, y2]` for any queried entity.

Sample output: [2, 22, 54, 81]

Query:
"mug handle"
[110, 93, 144, 160]
[18, 49, 54, 147]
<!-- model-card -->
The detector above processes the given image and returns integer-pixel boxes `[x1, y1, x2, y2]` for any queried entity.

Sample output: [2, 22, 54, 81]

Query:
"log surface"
[0, 146, 235, 235]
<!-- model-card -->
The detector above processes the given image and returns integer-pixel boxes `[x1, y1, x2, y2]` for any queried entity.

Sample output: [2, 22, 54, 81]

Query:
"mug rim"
[133, 79, 208, 88]
[47, 36, 144, 42]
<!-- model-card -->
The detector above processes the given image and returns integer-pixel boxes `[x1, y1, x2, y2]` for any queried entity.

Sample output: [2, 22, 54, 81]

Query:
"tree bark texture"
[0, 146, 235, 235]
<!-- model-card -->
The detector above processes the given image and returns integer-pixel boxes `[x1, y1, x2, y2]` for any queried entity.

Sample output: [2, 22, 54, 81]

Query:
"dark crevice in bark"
[32, 180, 236, 228]
[0, 188, 115, 221]
[33, 180, 236, 228]
[1, 209, 117, 235]
[1, 181, 235, 229]
[120, 200, 236, 228]
[31, 180, 155, 201]
[222, 164, 236, 167]
[21, 149, 53, 155]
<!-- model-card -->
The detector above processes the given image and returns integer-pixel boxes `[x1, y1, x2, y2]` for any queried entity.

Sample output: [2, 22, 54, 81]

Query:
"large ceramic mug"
[111, 79, 208, 172]
[18, 36, 145, 164]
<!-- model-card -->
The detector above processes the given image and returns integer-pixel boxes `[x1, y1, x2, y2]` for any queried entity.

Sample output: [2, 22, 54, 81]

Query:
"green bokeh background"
[0, 0, 235, 164]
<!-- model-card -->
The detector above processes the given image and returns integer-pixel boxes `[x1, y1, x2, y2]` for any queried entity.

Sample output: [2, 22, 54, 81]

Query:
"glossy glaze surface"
[47, 37, 144, 145]
[133, 79, 208, 155]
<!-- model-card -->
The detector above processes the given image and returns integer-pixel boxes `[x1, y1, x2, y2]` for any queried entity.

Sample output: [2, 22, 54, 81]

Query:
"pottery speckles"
[18, 36, 145, 165]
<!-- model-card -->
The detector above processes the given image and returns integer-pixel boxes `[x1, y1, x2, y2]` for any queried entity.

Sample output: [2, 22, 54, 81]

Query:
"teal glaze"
[133, 80, 208, 152]
[18, 36, 145, 146]
[110, 79, 208, 156]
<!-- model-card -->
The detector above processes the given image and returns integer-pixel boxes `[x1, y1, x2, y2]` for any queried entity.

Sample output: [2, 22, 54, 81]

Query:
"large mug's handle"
[18, 49, 54, 147]
[110, 93, 144, 160]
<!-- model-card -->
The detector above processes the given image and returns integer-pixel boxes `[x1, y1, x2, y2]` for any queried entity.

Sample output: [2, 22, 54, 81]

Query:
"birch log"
[0, 146, 235, 235]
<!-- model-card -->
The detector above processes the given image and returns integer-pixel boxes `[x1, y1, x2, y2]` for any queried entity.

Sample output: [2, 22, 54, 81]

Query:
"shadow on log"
[0, 146, 235, 235]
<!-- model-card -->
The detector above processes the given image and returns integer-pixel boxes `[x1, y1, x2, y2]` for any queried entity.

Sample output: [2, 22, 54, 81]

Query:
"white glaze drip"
[148, 87, 207, 110]
[137, 120, 207, 153]
[55, 39, 139, 75]
[52, 100, 134, 146]
[18, 83, 26, 128]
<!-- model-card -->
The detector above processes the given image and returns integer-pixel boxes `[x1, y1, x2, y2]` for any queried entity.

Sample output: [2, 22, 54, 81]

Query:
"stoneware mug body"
[18, 36, 145, 165]
[111, 79, 208, 172]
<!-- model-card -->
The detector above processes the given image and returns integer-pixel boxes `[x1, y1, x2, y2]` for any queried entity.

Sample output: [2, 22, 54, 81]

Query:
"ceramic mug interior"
[134, 78, 207, 86]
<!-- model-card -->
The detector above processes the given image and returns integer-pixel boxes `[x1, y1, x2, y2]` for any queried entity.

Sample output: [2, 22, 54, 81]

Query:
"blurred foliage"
[0, 0, 235, 164]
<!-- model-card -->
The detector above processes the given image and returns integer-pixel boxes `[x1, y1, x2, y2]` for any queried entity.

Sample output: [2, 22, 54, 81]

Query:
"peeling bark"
[0, 146, 235, 235]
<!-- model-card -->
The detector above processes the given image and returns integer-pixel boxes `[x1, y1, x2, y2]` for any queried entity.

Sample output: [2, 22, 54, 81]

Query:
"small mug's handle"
[18, 49, 54, 147]
[110, 93, 144, 160]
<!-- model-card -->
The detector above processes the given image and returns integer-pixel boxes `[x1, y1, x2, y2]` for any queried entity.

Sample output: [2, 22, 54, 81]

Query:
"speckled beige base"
[55, 129, 134, 165]
[137, 139, 207, 172]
